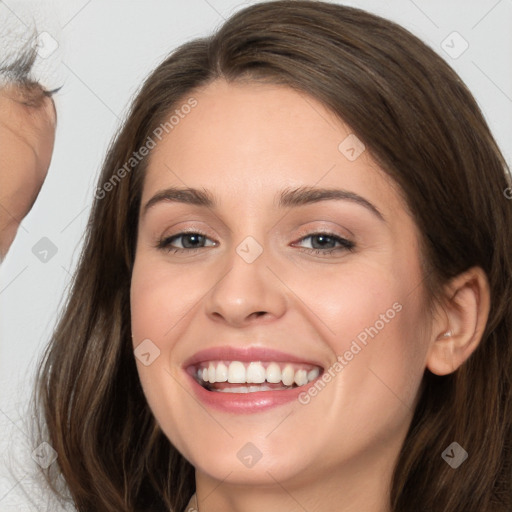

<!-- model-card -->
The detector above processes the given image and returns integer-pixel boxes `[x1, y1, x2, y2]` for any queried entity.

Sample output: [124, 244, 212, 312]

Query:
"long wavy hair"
[30, 1, 512, 511]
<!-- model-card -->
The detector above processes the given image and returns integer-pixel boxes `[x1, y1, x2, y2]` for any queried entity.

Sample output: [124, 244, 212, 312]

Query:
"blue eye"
[157, 232, 216, 253]
[156, 231, 355, 256]
[293, 233, 355, 255]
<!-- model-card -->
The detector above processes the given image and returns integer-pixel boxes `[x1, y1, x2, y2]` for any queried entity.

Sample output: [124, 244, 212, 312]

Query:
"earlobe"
[426, 267, 490, 376]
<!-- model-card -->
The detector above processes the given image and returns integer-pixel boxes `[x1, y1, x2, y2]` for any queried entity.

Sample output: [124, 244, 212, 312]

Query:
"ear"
[426, 267, 490, 376]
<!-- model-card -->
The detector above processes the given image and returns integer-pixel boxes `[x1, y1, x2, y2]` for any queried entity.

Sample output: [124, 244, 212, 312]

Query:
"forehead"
[142, 79, 404, 218]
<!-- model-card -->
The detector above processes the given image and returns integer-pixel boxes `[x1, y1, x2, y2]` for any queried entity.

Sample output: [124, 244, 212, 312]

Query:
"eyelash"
[156, 230, 355, 256]
[293, 231, 355, 255]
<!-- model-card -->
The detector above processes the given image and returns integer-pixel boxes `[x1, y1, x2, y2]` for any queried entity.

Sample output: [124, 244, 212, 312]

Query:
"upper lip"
[182, 346, 324, 369]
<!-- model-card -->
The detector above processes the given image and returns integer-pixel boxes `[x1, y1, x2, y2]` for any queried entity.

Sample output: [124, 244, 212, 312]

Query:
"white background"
[0, 0, 511, 509]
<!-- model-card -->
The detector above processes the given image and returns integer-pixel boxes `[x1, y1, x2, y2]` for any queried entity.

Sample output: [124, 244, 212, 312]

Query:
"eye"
[157, 232, 217, 253]
[156, 231, 354, 256]
[292, 232, 355, 255]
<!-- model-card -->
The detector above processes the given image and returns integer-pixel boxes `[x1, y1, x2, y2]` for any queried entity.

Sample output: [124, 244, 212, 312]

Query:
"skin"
[0, 84, 56, 260]
[130, 79, 490, 512]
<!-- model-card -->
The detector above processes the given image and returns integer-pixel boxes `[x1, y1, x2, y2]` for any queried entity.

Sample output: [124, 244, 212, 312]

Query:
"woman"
[31, 1, 512, 511]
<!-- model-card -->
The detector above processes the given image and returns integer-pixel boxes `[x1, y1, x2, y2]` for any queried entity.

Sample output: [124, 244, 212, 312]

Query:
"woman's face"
[130, 79, 433, 489]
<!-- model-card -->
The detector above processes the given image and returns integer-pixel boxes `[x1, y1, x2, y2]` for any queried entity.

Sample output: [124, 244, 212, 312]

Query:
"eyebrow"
[277, 186, 384, 221]
[142, 185, 384, 221]
[143, 187, 215, 214]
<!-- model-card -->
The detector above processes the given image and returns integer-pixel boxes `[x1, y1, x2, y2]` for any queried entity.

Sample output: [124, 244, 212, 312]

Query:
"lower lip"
[185, 372, 313, 413]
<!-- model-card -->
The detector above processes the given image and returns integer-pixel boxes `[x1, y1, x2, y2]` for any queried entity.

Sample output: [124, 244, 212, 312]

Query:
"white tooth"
[266, 362, 281, 383]
[307, 368, 320, 382]
[218, 386, 247, 393]
[208, 362, 216, 383]
[294, 369, 308, 386]
[281, 365, 295, 386]
[216, 384, 278, 393]
[246, 362, 266, 383]
[216, 362, 228, 382]
[228, 361, 246, 383]
[202, 368, 208, 382]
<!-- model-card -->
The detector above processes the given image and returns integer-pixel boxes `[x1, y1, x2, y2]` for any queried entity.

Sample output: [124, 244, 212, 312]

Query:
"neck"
[193, 445, 398, 512]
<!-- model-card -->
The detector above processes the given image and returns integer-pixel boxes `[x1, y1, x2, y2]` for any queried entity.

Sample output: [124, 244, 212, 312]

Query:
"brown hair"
[30, 1, 512, 511]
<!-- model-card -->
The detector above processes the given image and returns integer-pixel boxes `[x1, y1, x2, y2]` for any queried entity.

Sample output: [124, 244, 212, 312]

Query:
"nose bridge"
[204, 235, 287, 325]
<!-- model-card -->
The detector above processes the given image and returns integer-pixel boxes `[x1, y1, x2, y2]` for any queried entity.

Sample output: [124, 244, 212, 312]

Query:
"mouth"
[183, 346, 324, 413]
[189, 360, 322, 393]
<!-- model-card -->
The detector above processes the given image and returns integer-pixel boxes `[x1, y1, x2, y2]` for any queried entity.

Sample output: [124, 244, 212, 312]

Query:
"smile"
[183, 346, 324, 412]
[193, 360, 321, 393]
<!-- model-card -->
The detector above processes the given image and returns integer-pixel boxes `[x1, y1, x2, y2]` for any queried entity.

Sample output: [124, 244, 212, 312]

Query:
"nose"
[204, 244, 287, 327]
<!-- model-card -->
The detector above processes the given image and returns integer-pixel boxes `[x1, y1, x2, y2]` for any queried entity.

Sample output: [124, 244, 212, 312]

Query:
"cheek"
[129, 257, 217, 405]
[129, 259, 199, 447]
[130, 259, 208, 341]
[289, 261, 403, 347]
[130, 259, 186, 401]
[292, 257, 429, 411]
